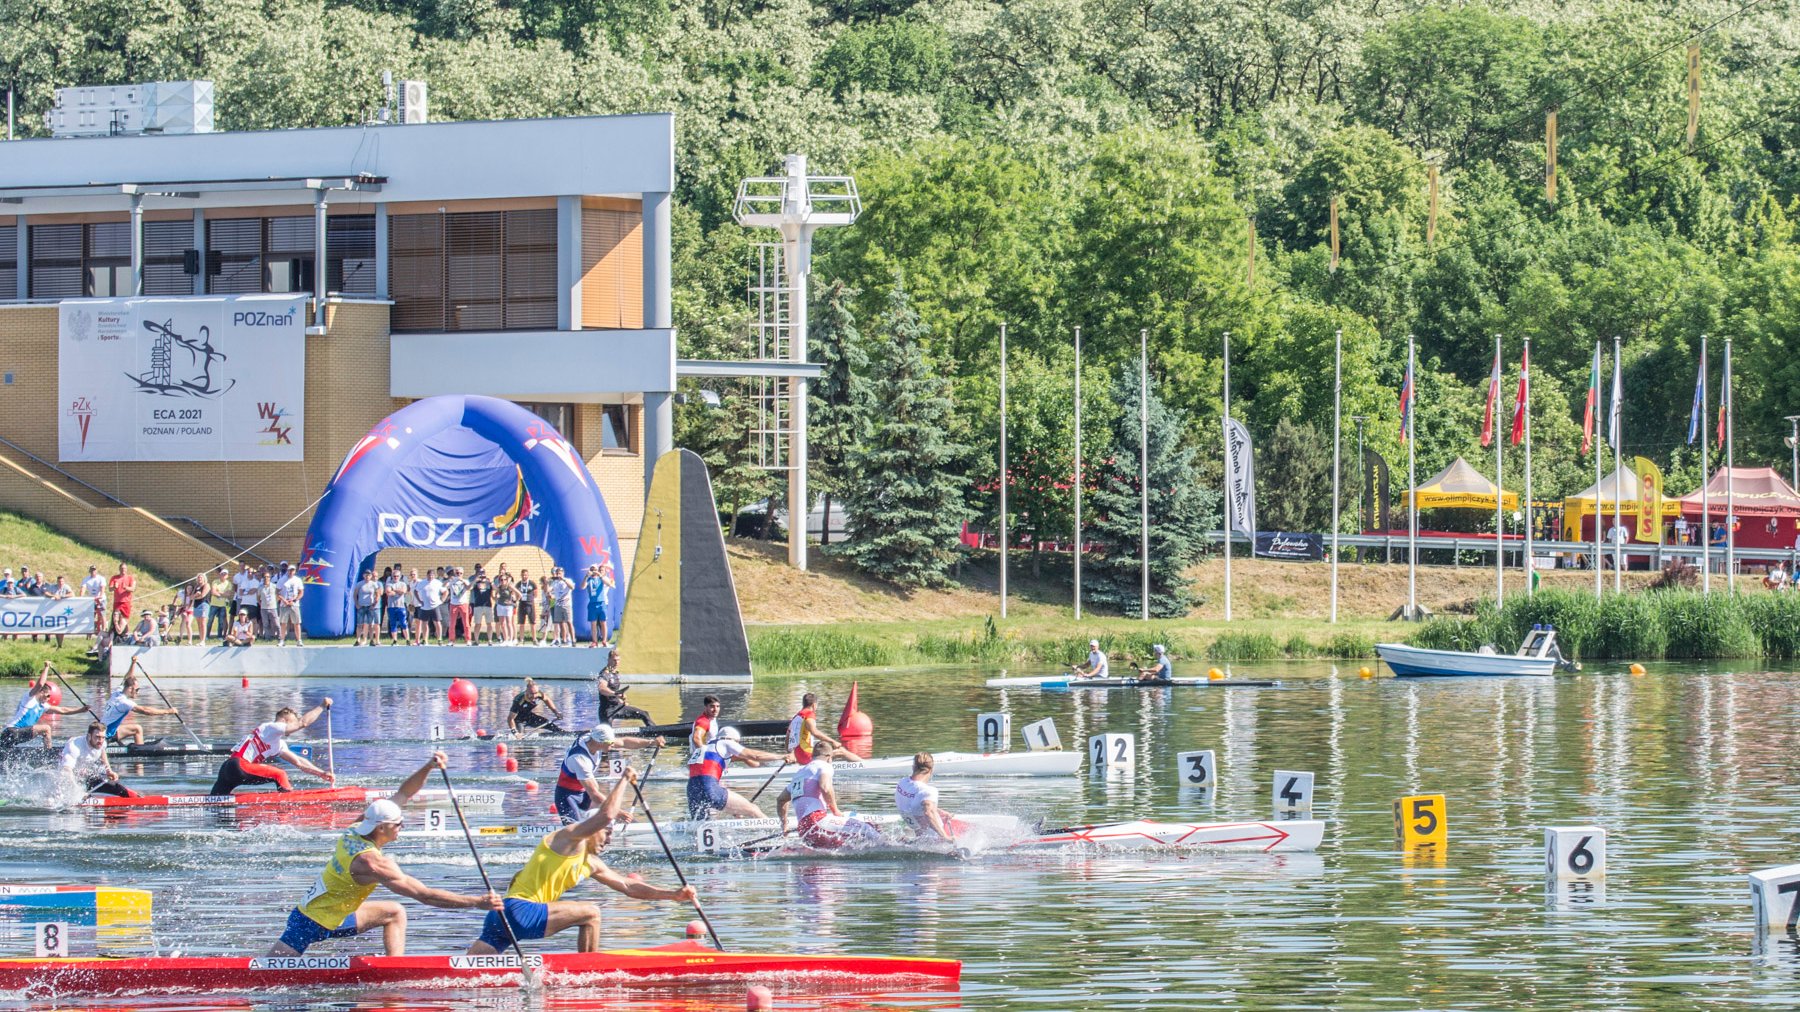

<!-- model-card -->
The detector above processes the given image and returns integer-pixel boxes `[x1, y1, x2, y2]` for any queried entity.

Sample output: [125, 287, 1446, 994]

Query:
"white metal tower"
[732, 154, 861, 570]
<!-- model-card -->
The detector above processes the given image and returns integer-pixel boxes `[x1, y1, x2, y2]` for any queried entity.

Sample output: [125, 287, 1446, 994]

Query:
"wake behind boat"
[641, 749, 1082, 781]
[1377, 626, 1582, 678]
[987, 675, 1279, 689]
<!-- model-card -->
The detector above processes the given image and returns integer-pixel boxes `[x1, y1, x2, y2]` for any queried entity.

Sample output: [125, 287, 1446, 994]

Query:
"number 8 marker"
[36, 921, 69, 958]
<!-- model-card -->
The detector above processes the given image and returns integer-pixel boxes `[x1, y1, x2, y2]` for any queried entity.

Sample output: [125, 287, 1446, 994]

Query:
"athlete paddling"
[4, 670, 87, 748]
[1135, 644, 1174, 683]
[895, 752, 959, 842]
[99, 673, 178, 746]
[776, 742, 883, 850]
[1070, 639, 1109, 679]
[687, 726, 784, 820]
[210, 700, 335, 795]
[63, 721, 135, 797]
[786, 692, 862, 763]
[466, 767, 695, 955]
[553, 725, 662, 824]
[507, 677, 566, 735]
[269, 751, 501, 957]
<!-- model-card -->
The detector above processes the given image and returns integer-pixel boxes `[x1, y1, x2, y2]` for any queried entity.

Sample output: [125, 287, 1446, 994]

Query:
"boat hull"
[78, 786, 504, 810]
[987, 677, 1277, 689]
[698, 750, 1083, 780]
[1375, 643, 1560, 678]
[1018, 818, 1324, 853]
[0, 941, 960, 998]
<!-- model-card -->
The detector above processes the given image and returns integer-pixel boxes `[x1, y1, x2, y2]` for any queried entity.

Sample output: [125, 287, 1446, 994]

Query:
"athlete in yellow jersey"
[466, 767, 696, 954]
[269, 751, 501, 957]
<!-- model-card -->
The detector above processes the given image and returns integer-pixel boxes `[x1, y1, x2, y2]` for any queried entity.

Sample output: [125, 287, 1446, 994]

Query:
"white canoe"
[641, 750, 1083, 781]
[1016, 818, 1324, 853]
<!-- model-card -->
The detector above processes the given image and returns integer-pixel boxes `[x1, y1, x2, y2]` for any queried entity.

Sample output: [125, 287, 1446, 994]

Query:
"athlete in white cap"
[687, 725, 785, 821]
[1071, 639, 1108, 679]
[553, 724, 662, 824]
[268, 751, 501, 957]
[1135, 644, 1173, 683]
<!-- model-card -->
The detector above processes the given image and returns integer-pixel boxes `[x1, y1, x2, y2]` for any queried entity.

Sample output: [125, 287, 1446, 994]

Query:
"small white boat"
[1377, 626, 1581, 678]
[1014, 818, 1324, 853]
[643, 750, 1084, 781]
[985, 675, 1276, 689]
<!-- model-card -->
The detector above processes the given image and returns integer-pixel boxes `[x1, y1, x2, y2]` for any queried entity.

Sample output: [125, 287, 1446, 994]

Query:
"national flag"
[1607, 348, 1623, 449]
[1480, 347, 1502, 447]
[1582, 344, 1601, 455]
[1686, 350, 1704, 445]
[1509, 344, 1529, 446]
[1718, 342, 1732, 446]
[1399, 355, 1414, 443]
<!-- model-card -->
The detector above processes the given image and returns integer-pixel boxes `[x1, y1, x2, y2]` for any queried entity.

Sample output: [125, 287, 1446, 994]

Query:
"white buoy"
[1272, 770, 1315, 813]
[1021, 717, 1062, 752]
[1544, 826, 1606, 881]
[1176, 749, 1216, 788]
[976, 712, 1011, 748]
[1088, 733, 1135, 771]
[1750, 864, 1800, 930]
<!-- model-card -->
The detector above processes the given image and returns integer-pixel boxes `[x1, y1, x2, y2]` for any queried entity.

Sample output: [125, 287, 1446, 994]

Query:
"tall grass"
[749, 630, 895, 673]
[1206, 633, 1281, 661]
[1406, 588, 1795, 660]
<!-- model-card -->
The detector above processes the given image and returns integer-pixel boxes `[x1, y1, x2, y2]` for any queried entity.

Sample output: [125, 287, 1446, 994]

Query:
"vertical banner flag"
[1687, 43, 1702, 150]
[1582, 343, 1601, 454]
[58, 295, 306, 462]
[1481, 346, 1502, 447]
[1329, 195, 1340, 273]
[1224, 418, 1257, 538]
[1398, 353, 1415, 443]
[1545, 109, 1559, 204]
[1246, 215, 1257, 285]
[1607, 344, 1623, 449]
[1718, 340, 1732, 445]
[1363, 450, 1393, 532]
[1426, 165, 1440, 247]
[1634, 456, 1664, 542]
[1510, 344, 1530, 446]
[1686, 346, 1705, 444]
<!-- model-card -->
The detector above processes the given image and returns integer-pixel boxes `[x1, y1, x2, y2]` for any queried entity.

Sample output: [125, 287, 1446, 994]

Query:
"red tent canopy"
[1678, 467, 1800, 517]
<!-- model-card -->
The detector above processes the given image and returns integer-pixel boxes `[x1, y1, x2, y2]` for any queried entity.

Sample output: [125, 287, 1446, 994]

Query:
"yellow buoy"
[1629, 663, 1646, 676]
[1207, 667, 1224, 681]
[1359, 666, 1374, 679]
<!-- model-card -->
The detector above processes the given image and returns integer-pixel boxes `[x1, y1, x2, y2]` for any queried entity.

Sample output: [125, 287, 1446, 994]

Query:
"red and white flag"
[1480, 347, 1502, 448]
[1509, 344, 1529, 446]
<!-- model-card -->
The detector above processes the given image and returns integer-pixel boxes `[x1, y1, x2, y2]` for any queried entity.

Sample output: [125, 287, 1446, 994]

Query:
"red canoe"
[2, 941, 960, 997]
[78, 787, 503, 810]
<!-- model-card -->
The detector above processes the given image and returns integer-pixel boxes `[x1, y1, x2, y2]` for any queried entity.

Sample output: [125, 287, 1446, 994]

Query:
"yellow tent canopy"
[1400, 457, 1520, 511]
[1560, 466, 1681, 539]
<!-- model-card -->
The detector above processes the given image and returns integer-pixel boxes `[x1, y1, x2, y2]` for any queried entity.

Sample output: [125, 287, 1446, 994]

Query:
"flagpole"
[1725, 335, 1735, 594]
[1700, 334, 1711, 594]
[1612, 335, 1624, 593]
[1223, 329, 1233, 623]
[1592, 341, 1603, 602]
[1407, 335, 1418, 619]
[1140, 328, 1150, 622]
[1493, 335, 1504, 606]
[1523, 336, 1534, 596]
[1073, 325, 1082, 621]
[1330, 328, 1342, 624]
[999, 322, 1008, 619]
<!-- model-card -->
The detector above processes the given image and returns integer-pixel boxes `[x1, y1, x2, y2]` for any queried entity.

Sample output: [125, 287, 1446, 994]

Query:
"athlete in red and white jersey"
[685, 695, 723, 776]
[776, 742, 883, 850]
[209, 699, 334, 795]
[785, 692, 860, 764]
[895, 752, 960, 842]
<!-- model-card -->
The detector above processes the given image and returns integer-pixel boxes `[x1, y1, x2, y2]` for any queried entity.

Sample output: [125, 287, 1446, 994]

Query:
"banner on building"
[58, 295, 306, 462]
[1255, 531, 1323, 560]
[0, 596, 96, 637]
[1224, 418, 1256, 537]
[1634, 455, 1664, 543]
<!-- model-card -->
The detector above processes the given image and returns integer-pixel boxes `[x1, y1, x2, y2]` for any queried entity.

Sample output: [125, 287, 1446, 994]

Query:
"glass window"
[600, 405, 632, 452]
[0, 224, 17, 299]
[143, 220, 193, 296]
[204, 214, 374, 295]
[27, 222, 140, 299]
[389, 210, 557, 332]
[516, 402, 572, 438]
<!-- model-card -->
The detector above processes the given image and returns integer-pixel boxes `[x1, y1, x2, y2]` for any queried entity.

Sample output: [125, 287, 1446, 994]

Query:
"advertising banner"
[1254, 532, 1323, 560]
[0, 596, 96, 637]
[58, 295, 306, 461]
[1224, 418, 1257, 537]
[1634, 456, 1664, 543]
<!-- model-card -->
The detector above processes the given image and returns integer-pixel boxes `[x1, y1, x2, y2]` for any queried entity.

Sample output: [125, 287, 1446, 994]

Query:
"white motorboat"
[1377, 625, 1582, 678]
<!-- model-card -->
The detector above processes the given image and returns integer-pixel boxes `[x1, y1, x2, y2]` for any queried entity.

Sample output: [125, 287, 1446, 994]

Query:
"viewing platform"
[108, 643, 750, 684]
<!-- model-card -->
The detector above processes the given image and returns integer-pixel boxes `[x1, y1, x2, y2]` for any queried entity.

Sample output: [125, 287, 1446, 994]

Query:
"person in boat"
[553, 725, 663, 824]
[62, 721, 135, 797]
[688, 726, 785, 821]
[786, 692, 861, 764]
[596, 651, 653, 727]
[209, 699, 336, 795]
[686, 695, 722, 754]
[4, 670, 88, 748]
[777, 742, 884, 850]
[1135, 644, 1174, 684]
[269, 750, 502, 957]
[1070, 639, 1109, 679]
[895, 752, 960, 843]
[466, 767, 696, 956]
[507, 677, 566, 735]
[99, 673, 180, 746]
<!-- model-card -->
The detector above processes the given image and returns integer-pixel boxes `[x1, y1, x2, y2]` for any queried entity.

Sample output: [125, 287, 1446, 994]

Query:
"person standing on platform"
[81, 565, 106, 646]
[276, 563, 305, 647]
[445, 567, 471, 645]
[41, 575, 73, 648]
[187, 571, 211, 647]
[494, 573, 518, 644]
[353, 570, 382, 647]
[470, 565, 496, 645]
[207, 567, 233, 642]
[583, 565, 610, 648]
[546, 568, 575, 647]
[256, 566, 279, 640]
[516, 569, 541, 646]
[107, 563, 136, 630]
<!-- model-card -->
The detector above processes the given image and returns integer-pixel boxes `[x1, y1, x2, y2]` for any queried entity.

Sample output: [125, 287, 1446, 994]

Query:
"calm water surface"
[3, 662, 1799, 1010]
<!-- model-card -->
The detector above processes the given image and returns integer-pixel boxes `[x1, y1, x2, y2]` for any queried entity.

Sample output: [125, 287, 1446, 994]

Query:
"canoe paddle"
[436, 765, 541, 990]
[131, 659, 208, 749]
[325, 708, 336, 782]
[46, 663, 93, 719]
[627, 746, 724, 951]
[748, 759, 789, 802]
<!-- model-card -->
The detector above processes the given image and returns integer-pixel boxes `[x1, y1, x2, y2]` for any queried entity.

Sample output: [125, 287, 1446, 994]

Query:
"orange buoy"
[524, 781, 539, 792]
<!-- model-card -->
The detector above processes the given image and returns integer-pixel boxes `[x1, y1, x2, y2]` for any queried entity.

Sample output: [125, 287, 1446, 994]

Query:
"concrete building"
[0, 112, 676, 583]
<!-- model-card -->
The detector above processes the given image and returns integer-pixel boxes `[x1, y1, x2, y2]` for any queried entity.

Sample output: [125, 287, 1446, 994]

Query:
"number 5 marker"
[1394, 794, 1447, 850]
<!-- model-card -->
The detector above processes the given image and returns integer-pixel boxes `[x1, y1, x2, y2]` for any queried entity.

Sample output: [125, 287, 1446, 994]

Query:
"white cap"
[585, 725, 617, 745]
[719, 726, 741, 741]
[352, 799, 405, 836]
[1154, 644, 1166, 654]
[1089, 639, 1100, 648]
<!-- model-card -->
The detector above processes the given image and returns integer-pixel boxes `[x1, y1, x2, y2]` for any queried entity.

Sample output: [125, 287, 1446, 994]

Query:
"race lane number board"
[1176, 749, 1216, 788]
[1749, 864, 1800, 930]
[422, 807, 450, 833]
[976, 713, 1011, 747]
[1394, 794, 1447, 849]
[1272, 770, 1315, 813]
[35, 921, 70, 957]
[604, 750, 628, 779]
[1544, 826, 1606, 880]
[1022, 718, 1062, 752]
[1088, 733, 1135, 770]
[696, 824, 723, 854]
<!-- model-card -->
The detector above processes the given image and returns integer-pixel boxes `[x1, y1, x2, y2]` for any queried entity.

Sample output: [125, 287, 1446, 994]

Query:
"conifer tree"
[835, 281, 969, 587]
[1084, 365, 1217, 616]
[810, 280, 871, 546]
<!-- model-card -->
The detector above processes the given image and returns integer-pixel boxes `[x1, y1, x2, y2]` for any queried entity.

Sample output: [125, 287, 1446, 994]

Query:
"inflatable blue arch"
[298, 395, 624, 639]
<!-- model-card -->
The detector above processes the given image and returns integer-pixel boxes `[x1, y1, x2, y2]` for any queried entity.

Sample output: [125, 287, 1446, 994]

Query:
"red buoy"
[241, 677, 250, 688]
[447, 678, 478, 708]
[42, 683, 62, 706]
[495, 743, 508, 757]
[503, 757, 519, 773]
[747, 985, 774, 1010]
[837, 681, 872, 737]
[524, 781, 539, 792]
[686, 920, 705, 939]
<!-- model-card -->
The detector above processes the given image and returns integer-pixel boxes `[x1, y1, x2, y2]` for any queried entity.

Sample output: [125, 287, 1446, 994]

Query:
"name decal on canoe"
[449, 954, 545, 969]
[248, 956, 352, 970]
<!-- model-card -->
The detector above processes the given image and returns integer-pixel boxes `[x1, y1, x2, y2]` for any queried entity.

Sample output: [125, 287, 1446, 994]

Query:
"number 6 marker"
[1544, 826, 1606, 881]
[1393, 793, 1447, 850]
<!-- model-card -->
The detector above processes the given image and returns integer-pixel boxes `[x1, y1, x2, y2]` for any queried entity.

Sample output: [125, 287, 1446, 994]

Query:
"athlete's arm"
[821, 767, 842, 816]
[135, 704, 178, 717]
[615, 734, 663, 749]
[279, 746, 334, 783]
[388, 751, 447, 804]
[590, 860, 695, 902]
[775, 788, 793, 832]
[287, 699, 332, 733]
[356, 850, 502, 911]
[47, 704, 89, 716]
[923, 798, 953, 841]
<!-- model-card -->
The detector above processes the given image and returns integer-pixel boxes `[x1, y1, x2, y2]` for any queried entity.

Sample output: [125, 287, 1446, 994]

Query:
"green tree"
[835, 282, 970, 586]
[1258, 418, 1334, 533]
[810, 280, 873, 545]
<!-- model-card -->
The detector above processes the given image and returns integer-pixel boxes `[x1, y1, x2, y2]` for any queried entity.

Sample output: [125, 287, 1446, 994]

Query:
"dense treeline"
[6, 0, 1799, 598]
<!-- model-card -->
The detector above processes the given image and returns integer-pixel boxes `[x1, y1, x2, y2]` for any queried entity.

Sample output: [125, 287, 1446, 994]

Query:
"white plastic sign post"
[696, 824, 722, 854]
[1544, 826, 1607, 881]
[1088, 733, 1135, 771]
[35, 921, 70, 958]
[603, 750, 628, 779]
[1749, 864, 1800, 930]
[423, 807, 449, 833]
[1272, 770, 1315, 812]
[429, 724, 445, 741]
[1022, 718, 1062, 752]
[1176, 750, 1216, 788]
[976, 712, 1011, 748]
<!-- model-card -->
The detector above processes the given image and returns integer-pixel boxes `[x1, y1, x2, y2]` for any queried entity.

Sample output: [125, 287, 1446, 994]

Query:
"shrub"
[1654, 592, 1757, 659]
[1318, 632, 1376, 658]
[1206, 633, 1280, 661]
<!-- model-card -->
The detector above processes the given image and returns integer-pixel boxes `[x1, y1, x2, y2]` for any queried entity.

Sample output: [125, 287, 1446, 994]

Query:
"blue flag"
[1685, 353, 1704, 445]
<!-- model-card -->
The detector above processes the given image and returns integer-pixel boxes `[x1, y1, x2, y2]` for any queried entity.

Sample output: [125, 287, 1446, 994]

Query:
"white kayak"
[635, 750, 1083, 782]
[1016, 818, 1324, 853]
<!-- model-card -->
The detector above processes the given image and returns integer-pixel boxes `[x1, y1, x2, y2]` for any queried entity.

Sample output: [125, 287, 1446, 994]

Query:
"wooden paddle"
[748, 759, 789, 802]
[437, 765, 540, 990]
[626, 745, 724, 951]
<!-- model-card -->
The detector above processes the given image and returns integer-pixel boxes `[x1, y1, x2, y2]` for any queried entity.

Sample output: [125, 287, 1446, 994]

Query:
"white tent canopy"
[1566, 467, 1640, 506]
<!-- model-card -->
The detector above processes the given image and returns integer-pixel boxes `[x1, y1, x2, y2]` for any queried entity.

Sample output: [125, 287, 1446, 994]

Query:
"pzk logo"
[67, 397, 96, 451]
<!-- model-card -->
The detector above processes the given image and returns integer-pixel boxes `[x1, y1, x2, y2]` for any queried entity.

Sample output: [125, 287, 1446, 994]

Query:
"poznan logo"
[232, 309, 298, 327]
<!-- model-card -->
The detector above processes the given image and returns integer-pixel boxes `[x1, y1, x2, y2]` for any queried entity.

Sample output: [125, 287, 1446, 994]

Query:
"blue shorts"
[553, 786, 589, 825]
[278, 907, 360, 954]
[387, 607, 409, 632]
[105, 714, 127, 738]
[478, 898, 549, 951]
[687, 775, 728, 820]
[356, 605, 379, 627]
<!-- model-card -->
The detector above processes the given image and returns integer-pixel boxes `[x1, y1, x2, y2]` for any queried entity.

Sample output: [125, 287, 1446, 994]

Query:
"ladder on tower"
[749, 242, 794, 472]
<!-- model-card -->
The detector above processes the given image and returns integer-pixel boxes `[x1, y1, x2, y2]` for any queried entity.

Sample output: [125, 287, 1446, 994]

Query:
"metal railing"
[1205, 531, 1800, 571]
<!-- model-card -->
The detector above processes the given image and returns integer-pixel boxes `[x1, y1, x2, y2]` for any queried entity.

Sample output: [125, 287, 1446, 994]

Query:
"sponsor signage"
[248, 956, 352, 970]
[449, 954, 544, 970]
[0, 597, 96, 635]
[1254, 532, 1323, 560]
[58, 295, 306, 461]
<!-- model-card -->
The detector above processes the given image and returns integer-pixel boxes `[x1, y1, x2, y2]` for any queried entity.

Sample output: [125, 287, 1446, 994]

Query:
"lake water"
[3, 662, 1800, 1010]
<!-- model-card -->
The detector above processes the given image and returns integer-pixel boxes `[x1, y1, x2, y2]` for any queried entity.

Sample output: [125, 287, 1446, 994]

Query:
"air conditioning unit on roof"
[400, 80, 429, 124]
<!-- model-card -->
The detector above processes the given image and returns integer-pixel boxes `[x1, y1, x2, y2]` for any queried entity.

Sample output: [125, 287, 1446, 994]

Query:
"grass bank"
[1408, 588, 1800, 661]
